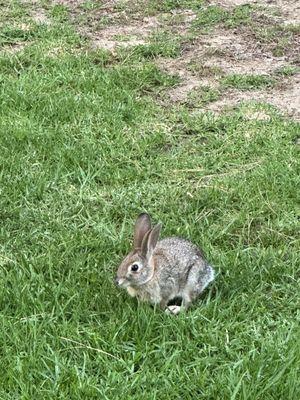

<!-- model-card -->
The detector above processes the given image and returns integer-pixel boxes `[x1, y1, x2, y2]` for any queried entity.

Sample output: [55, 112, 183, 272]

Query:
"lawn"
[0, 1, 299, 399]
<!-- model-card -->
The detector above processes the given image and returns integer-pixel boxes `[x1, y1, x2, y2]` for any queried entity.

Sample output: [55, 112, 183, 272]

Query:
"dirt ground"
[33, 0, 300, 120]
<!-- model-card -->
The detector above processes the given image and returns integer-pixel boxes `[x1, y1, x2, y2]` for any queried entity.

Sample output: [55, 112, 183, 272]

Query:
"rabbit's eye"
[131, 264, 139, 272]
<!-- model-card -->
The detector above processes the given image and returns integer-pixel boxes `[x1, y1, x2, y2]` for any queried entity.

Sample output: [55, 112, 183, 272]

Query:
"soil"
[18, 0, 300, 120]
[88, 15, 160, 51]
[207, 73, 300, 120]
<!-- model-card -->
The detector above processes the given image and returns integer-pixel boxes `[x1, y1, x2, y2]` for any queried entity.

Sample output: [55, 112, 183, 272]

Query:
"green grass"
[117, 33, 181, 61]
[275, 65, 300, 77]
[0, 26, 35, 45]
[187, 86, 220, 107]
[0, 1, 300, 399]
[145, 0, 205, 12]
[187, 62, 224, 77]
[193, 4, 253, 31]
[221, 74, 276, 90]
[253, 23, 300, 57]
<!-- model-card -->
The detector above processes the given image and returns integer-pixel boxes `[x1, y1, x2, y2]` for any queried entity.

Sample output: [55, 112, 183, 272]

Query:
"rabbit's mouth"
[115, 277, 130, 288]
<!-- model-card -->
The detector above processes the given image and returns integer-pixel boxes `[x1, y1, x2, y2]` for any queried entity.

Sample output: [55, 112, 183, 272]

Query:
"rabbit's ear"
[141, 223, 161, 258]
[141, 229, 151, 257]
[133, 213, 151, 249]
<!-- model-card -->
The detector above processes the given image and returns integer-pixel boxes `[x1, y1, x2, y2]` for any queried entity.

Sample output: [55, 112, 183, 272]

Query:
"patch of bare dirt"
[204, 57, 286, 74]
[158, 58, 218, 102]
[209, 0, 300, 36]
[48, 0, 300, 120]
[200, 30, 288, 74]
[206, 73, 300, 120]
[31, 8, 51, 25]
[155, 1, 299, 120]
[210, 0, 259, 7]
[88, 15, 160, 51]
[243, 110, 272, 121]
[159, 30, 290, 103]
[210, 0, 300, 25]
[84, 10, 196, 50]
[157, 40, 219, 102]
[19, 0, 51, 25]
[51, 0, 196, 51]
[0, 42, 28, 54]
[203, 30, 284, 61]
[54, 0, 91, 5]
[265, 0, 300, 25]
[161, 9, 197, 35]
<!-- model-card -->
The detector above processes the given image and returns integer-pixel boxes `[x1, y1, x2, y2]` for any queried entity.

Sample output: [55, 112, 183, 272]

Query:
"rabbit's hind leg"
[185, 262, 214, 302]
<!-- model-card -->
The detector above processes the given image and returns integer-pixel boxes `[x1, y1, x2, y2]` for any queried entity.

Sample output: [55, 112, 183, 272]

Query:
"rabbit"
[115, 213, 215, 314]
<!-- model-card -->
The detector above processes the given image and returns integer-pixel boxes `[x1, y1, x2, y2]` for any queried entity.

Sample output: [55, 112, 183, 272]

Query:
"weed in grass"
[284, 23, 300, 34]
[193, 5, 226, 30]
[187, 86, 221, 107]
[147, 0, 205, 12]
[275, 65, 300, 77]
[117, 34, 181, 61]
[273, 37, 293, 57]
[254, 25, 284, 44]
[192, 4, 253, 31]
[80, 1, 99, 12]
[145, 31, 181, 58]
[50, 4, 69, 22]
[187, 62, 224, 77]
[224, 4, 253, 28]
[221, 74, 276, 90]
[130, 42, 179, 59]
[253, 23, 299, 57]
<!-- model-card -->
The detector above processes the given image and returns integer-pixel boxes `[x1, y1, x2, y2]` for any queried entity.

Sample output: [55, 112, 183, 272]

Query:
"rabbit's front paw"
[165, 305, 181, 315]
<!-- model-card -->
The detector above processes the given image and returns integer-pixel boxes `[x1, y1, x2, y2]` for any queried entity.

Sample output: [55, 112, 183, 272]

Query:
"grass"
[144, 0, 205, 12]
[252, 23, 300, 57]
[192, 4, 253, 31]
[221, 74, 276, 90]
[187, 86, 221, 107]
[275, 65, 300, 77]
[116, 32, 181, 61]
[192, 4, 299, 59]
[187, 62, 224, 77]
[0, 1, 300, 399]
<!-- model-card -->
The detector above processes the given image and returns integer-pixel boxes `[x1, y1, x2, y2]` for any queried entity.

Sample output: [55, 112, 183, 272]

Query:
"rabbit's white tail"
[202, 264, 215, 290]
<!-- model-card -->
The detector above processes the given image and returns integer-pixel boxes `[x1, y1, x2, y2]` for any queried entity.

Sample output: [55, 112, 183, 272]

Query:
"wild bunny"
[115, 213, 214, 314]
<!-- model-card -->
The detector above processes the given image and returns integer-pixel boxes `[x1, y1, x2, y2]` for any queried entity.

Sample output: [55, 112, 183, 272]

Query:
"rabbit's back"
[154, 237, 207, 280]
[156, 237, 206, 262]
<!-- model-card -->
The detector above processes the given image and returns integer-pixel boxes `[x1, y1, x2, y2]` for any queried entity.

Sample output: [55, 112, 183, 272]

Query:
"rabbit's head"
[115, 213, 161, 288]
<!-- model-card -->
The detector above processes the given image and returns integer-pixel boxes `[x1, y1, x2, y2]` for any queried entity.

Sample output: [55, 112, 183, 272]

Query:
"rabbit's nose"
[114, 277, 120, 286]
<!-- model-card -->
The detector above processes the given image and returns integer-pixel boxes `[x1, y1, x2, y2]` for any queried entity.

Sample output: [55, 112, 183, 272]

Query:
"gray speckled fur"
[117, 232, 215, 311]
[140, 237, 214, 308]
